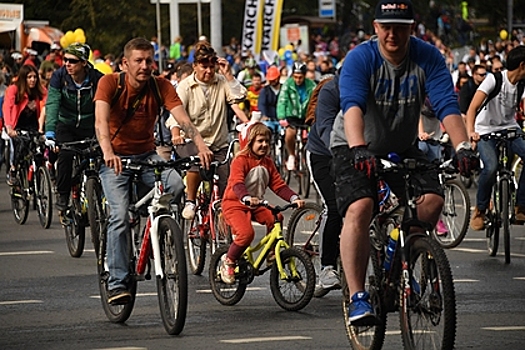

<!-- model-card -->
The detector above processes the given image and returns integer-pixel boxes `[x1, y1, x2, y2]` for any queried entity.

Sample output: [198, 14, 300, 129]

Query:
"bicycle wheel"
[183, 214, 207, 275]
[64, 193, 86, 258]
[487, 187, 500, 257]
[343, 247, 386, 350]
[36, 166, 53, 229]
[209, 246, 247, 305]
[211, 203, 232, 255]
[97, 227, 137, 323]
[285, 203, 326, 297]
[512, 157, 522, 189]
[500, 180, 511, 264]
[11, 167, 29, 225]
[399, 236, 456, 350]
[432, 178, 470, 248]
[156, 217, 188, 335]
[86, 177, 107, 258]
[269, 247, 315, 311]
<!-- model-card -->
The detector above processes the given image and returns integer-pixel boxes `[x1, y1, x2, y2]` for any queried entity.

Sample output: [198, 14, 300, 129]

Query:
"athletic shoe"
[220, 257, 236, 284]
[515, 205, 525, 222]
[319, 265, 341, 290]
[435, 219, 449, 236]
[108, 288, 131, 305]
[470, 206, 485, 231]
[182, 201, 196, 220]
[347, 291, 376, 326]
[6, 169, 16, 186]
[286, 155, 295, 171]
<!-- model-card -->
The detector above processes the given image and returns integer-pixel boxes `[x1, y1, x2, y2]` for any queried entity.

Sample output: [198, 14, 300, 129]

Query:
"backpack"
[476, 71, 525, 115]
[305, 76, 333, 126]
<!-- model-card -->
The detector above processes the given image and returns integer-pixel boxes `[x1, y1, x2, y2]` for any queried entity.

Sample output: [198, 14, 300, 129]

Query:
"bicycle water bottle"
[28, 164, 34, 182]
[384, 227, 399, 272]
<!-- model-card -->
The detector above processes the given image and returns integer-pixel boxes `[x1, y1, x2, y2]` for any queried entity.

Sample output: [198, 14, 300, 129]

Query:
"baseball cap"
[64, 43, 91, 61]
[375, 0, 415, 24]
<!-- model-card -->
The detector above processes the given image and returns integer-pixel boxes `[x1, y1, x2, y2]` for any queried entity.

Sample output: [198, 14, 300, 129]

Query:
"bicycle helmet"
[292, 61, 307, 75]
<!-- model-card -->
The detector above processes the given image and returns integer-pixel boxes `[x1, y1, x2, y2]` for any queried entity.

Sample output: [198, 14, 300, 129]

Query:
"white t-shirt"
[475, 71, 525, 135]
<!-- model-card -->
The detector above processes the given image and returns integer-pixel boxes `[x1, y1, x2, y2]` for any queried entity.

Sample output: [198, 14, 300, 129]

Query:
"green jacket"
[45, 66, 104, 133]
[276, 77, 316, 120]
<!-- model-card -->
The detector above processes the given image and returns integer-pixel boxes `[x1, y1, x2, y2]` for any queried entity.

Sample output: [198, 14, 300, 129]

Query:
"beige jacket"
[166, 72, 247, 151]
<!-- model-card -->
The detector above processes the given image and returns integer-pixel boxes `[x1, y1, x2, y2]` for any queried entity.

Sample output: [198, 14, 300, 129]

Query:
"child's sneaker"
[286, 155, 295, 171]
[435, 219, 449, 236]
[220, 257, 236, 284]
[182, 201, 196, 220]
[347, 291, 376, 326]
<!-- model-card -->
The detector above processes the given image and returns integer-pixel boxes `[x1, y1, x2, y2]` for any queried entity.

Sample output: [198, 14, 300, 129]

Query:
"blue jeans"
[99, 151, 184, 290]
[418, 140, 442, 162]
[477, 136, 525, 210]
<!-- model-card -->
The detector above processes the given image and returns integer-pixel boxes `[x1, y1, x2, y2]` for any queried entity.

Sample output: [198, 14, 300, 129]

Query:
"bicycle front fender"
[150, 214, 174, 279]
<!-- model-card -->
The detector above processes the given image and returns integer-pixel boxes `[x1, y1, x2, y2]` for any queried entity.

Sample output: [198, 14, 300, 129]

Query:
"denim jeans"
[99, 151, 184, 290]
[418, 140, 442, 162]
[477, 135, 525, 210]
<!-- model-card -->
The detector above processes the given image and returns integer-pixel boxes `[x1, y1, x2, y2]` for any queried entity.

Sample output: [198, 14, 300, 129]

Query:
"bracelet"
[455, 141, 471, 152]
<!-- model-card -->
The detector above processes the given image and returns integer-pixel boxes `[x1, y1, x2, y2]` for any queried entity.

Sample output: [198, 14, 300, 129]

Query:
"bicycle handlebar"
[480, 129, 524, 141]
[242, 199, 298, 213]
[377, 157, 439, 175]
[123, 155, 201, 172]
[59, 138, 101, 155]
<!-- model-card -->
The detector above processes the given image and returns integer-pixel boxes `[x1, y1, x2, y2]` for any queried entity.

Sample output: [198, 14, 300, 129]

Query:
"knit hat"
[374, 0, 415, 24]
[266, 66, 280, 81]
[64, 43, 91, 61]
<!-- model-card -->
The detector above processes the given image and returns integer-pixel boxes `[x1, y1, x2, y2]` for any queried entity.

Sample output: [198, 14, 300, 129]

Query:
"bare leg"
[185, 171, 201, 202]
[285, 127, 297, 157]
[416, 193, 444, 227]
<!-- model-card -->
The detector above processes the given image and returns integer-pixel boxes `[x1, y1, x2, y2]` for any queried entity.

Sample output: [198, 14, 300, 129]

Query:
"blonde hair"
[238, 122, 271, 157]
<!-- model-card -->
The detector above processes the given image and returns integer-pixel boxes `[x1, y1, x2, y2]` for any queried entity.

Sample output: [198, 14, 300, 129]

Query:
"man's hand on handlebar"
[196, 144, 213, 170]
[104, 152, 122, 175]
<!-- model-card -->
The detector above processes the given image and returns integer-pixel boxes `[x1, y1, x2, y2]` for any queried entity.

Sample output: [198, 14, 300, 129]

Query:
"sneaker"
[347, 291, 376, 326]
[435, 219, 449, 236]
[470, 206, 485, 231]
[319, 265, 341, 290]
[286, 155, 295, 171]
[107, 288, 131, 305]
[220, 257, 236, 284]
[182, 201, 196, 220]
[6, 169, 16, 186]
[55, 194, 69, 212]
[515, 205, 525, 222]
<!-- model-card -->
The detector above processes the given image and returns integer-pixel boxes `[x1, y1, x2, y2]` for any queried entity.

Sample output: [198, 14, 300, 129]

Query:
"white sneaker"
[319, 265, 341, 290]
[286, 155, 295, 171]
[182, 201, 196, 220]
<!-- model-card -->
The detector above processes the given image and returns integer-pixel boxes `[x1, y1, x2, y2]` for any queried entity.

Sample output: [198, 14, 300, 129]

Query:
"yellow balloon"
[94, 62, 113, 75]
[75, 33, 86, 44]
[64, 31, 75, 46]
[74, 28, 85, 37]
[60, 36, 68, 49]
[285, 44, 294, 51]
[292, 53, 297, 60]
[278, 48, 285, 58]
[500, 29, 508, 41]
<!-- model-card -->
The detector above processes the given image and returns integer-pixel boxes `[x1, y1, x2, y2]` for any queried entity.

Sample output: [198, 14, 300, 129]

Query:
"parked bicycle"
[8, 130, 53, 228]
[183, 139, 237, 275]
[96, 156, 199, 335]
[281, 123, 311, 198]
[344, 156, 456, 350]
[482, 130, 523, 264]
[209, 200, 315, 311]
[59, 138, 103, 258]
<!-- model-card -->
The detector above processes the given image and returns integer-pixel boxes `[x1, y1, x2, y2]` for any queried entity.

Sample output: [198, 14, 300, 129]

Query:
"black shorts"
[331, 146, 443, 218]
[285, 117, 308, 129]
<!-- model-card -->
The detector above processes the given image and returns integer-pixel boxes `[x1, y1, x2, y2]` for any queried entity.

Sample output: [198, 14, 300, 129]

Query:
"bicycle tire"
[269, 247, 315, 311]
[299, 149, 311, 198]
[156, 217, 188, 335]
[487, 187, 500, 257]
[501, 180, 511, 264]
[97, 225, 137, 323]
[64, 191, 86, 258]
[36, 166, 53, 229]
[285, 203, 328, 297]
[432, 178, 470, 249]
[86, 177, 106, 258]
[512, 157, 522, 189]
[184, 215, 207, 275]
[209, 246, 247, 306]
[11, 167, 29, 225]
[343, 247, 386, 350]
[399, 236, 456, 350]
[211, 203, 232, 255]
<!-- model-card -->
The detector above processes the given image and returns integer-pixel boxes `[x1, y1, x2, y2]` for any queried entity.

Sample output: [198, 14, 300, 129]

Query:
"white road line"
[90, 292, 157, 300]
[462, 238, 487, 242]
[452, 247, 525, 258]
[220, 336, 311, 344]
[94, 348, 148, 350]
[0, 300, 43, 305]
[0, 250, 53, 256]
[513, 277, 525, 280]
[482, 326, 525, 331]
[197, 287, 267, 294]
[454, 279, 479, 282]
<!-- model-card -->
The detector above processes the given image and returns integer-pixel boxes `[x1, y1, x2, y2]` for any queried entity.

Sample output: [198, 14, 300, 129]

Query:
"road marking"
[0, 250, 53, 256]
[482, 326, 525, 331]
[0, 300, 43, 305]
[454, 279, 479, 282]
[220, 336, 311, 344]
[452, 247, 525, 258]
[90, 292, 157, 299]
[94, 348, 148, 350]
[197, 287, 266, 294]
[513, 277, 525, 280]
[462, 238, 487, 242]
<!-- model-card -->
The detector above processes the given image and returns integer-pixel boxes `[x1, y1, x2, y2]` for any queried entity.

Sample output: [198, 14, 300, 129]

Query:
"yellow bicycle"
[209, 201, 316, 311]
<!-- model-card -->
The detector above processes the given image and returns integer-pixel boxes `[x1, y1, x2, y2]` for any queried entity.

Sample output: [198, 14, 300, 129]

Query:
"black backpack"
[476, 71, 525, 115]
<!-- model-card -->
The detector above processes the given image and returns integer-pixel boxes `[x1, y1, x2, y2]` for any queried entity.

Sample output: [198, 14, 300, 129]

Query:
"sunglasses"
[197, 57, 218, 66]
[477, 73, 487, 77]
[64, 57, 82, 64]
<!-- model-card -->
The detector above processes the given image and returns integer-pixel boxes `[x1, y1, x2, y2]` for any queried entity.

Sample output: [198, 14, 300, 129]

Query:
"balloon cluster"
[60, 28, 86, 49]
[278, 44, 298, 67]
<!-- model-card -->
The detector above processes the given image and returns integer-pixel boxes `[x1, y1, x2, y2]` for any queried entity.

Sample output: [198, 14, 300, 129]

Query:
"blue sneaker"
[348, 291, 376, 326]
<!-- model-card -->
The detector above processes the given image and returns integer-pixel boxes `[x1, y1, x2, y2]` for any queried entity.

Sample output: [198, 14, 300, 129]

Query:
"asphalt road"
[1, 178, 525, 350]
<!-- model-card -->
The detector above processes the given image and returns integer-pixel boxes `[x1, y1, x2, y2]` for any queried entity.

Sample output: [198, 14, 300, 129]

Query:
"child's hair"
[238, 122, 271, 156]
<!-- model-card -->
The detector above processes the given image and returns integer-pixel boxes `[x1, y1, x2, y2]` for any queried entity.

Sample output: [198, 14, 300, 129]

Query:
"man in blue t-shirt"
[330, 0, 477, 327]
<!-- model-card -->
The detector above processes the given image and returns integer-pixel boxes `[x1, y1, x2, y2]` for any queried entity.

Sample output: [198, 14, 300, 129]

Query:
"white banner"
[241, 0, 264, 55]
[260, 0, 284, 52]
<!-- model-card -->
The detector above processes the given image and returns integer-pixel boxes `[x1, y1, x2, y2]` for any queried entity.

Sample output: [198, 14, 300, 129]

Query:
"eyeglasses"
[477, 72, 487, 77]
[64, 57, 81, 64]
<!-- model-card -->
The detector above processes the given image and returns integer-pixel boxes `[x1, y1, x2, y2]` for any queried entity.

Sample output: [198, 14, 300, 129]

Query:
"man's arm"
[169, 104, 213, 168]
[441, 114, 470, 147]
[95, 100, 122, 175]
[465, 90, 488, 142]
[343, 106, 366, 147]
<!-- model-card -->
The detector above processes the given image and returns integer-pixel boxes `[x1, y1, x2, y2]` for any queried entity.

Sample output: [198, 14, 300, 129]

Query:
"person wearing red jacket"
[220, 122, 305, 284]
[3, 64, 47, 185]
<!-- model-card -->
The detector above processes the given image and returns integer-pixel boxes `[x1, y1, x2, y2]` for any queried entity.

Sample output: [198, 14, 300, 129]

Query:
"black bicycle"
[344, 156, 456, 350]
